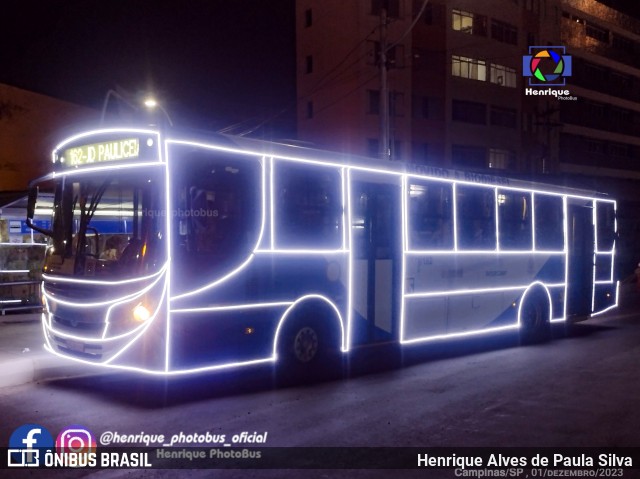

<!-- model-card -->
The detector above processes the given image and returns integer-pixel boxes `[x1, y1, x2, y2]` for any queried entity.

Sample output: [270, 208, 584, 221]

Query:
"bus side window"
[534, 194, 564, 250]
[170, 150, 261, 293]
[498, 190, 532, 250]
[275, 163, 342, 249]
[596, 201, 615, 251]
[408, 181, 453, 250]
[456, 185, 496, 250]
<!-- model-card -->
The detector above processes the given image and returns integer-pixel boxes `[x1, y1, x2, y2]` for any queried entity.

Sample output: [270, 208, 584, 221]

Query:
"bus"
[26, 127, 618, 376]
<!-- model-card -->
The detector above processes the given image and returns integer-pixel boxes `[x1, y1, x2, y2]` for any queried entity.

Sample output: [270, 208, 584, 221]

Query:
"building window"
[610, 107, 632, 127]
[305, 55, 313, 74]
[412, 142, 429, 160]
[452, 99, 486, 125]
[489, 148, 515, 169]
[371, 0, 400, 18]
[525, 0, 540, 13]
[367, 90, 380, 115]
[490, 63, 516, 88]
[392, 140, 402, 160]
[367, 138, 380, 158]
[369, 42, 405, 69]
[452, 144, 486, 169]
[586, 139, 605, 156]
[452, 9, 487, 36]
[367, 90, 404, 117]
[586, 22, 609, 43]
[412, 95, 429, 119]
[304, 8, 313, 27]
[610, 72, 632, 92]
[491, 19, 518, 45]
[490, 106, 517, 128]
[527, 32, 536, 46]
[306, 101, 314, 119]
[583, 62, 607, 86]
[585, 100, 606, 119]
[609, 142, 631, 160]
[612, 34, 636, 54]
[422, 3, 433, 24]
[522, 112, 536, 132]
[390, 91, 404, 117]
[452, 55, 486, 81]
[452, 9, 472, 32]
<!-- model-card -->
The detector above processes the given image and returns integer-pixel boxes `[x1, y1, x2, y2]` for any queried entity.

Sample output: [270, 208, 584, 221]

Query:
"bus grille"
[52, 335, 103, 360]
[52, 314, 105, 337]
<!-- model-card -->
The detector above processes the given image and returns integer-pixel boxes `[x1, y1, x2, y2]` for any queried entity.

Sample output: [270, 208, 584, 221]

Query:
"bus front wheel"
[291, 325, 320, 364]
[277, 316, 341, 383]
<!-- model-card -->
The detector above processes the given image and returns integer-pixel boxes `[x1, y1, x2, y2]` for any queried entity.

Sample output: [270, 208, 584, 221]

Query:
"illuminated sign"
[60, 138, 140, 167]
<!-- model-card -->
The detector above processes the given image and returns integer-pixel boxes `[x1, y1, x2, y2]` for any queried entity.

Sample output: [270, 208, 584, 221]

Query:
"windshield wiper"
[74, 178, 111, 273]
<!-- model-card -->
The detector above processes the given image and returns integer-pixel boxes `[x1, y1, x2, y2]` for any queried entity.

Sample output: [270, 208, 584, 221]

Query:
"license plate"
[65, 339, 85, 353]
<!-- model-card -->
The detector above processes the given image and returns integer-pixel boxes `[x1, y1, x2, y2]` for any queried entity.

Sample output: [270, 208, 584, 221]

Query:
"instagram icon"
[56, 425, 97, 454]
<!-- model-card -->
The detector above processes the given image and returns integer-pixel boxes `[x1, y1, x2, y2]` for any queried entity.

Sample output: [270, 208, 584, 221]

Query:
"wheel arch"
[272, 294, 345, 359]
[517, 281, 553, 327]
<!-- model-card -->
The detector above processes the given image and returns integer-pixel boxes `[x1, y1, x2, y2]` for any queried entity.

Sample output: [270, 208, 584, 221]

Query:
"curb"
[0, 317, 93, 388]
[0, 348, 92, 389]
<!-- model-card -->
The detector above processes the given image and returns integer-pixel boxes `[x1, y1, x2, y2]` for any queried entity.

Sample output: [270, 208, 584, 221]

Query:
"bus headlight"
[133, 303, 152, 322]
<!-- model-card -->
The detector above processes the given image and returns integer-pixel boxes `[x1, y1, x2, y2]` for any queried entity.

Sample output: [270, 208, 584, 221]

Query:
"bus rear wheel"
[519, 293, 551, 345]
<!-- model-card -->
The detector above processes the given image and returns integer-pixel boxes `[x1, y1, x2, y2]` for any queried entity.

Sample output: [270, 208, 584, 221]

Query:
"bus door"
[350, 177, 402, 344]
[566, 201, 594, 317]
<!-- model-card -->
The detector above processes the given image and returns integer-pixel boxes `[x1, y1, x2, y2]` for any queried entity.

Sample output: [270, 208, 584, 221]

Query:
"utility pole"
[535, 104, 560, 174]
[379, 6, 391, 161]
[378, 0, 428, 161]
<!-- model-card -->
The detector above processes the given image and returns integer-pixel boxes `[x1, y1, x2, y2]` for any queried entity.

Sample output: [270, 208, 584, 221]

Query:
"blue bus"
[26, 127, 618, 376]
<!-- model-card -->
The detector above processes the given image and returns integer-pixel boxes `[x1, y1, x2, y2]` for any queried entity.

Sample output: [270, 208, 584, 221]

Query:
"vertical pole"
[379, 7, 391, 161]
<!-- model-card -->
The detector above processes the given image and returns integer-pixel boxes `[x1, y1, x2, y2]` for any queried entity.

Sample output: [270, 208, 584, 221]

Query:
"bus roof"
[55, 125, 614, 201]
[193, 130, 613, 201]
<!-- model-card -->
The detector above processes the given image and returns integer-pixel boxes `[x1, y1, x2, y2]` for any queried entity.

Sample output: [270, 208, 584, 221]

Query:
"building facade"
[296, 0, 640, 275]
[558, 0, 640, 180]
[295, 0, 640, 178]
[0, 83, 95, 191]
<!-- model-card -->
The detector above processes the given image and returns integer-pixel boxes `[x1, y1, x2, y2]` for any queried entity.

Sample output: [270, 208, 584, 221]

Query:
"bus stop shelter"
[0, 192, 46, 315]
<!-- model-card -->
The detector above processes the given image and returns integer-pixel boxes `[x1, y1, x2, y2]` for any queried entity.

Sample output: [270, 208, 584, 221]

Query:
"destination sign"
[60, 138, 140, 167]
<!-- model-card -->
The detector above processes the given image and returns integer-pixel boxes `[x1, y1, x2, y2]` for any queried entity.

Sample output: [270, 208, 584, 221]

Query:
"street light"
[143, 98, 158, 108]
[142, 96, 174, 127]
[100, 89, 173, 127]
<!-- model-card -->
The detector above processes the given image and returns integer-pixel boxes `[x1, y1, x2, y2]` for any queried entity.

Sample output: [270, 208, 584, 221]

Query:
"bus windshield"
[44, 169, 166, 279]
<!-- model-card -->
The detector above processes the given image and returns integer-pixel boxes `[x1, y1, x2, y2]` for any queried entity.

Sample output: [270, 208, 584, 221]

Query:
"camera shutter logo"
[523, 46, 572, 86]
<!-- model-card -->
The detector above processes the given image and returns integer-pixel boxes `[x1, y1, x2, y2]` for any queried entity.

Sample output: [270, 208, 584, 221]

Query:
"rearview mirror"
[26, 185, 54, 237]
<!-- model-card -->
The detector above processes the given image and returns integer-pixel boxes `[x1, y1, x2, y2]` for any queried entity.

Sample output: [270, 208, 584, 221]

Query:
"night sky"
[3, 0, 639, 140]
[1, 0, 296, 137]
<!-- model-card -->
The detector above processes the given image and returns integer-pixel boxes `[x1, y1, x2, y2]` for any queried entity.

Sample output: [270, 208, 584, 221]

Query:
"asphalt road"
[2, 287, 639, 478]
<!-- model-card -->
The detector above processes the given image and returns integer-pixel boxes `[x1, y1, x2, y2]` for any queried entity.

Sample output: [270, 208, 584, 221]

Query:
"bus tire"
[276, 313, 341, 384]
[519, 290, 551, 345]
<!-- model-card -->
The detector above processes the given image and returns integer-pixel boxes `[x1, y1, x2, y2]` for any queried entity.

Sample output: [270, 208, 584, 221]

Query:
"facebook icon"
[8, 424, 54, 467]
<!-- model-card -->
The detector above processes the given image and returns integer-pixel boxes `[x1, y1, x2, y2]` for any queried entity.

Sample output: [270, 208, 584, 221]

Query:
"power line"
[224, 25, 380, 136]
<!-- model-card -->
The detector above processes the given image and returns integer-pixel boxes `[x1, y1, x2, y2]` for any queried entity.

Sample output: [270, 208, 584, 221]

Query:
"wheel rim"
[523, 302, 542, 331]
[293, 326, 319, 363]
